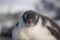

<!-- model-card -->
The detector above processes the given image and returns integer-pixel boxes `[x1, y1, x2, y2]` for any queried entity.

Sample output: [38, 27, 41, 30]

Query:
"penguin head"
[22, 10, 39, 26]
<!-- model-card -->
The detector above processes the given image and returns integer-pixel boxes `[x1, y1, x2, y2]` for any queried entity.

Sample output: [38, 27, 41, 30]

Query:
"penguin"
[12, 10, 60, 40]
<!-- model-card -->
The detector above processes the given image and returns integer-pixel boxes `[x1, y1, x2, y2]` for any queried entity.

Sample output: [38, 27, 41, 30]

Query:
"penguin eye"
[26, 16, 29, 20]
[25, 14, 27, 18]
[24, 14, 29, 19]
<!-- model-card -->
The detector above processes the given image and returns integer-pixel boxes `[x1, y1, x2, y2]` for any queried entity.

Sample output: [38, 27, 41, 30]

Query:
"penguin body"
[12, 10, 60, 40]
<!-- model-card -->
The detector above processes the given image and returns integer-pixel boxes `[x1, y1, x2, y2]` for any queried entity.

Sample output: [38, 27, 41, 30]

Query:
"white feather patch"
[12, 17, 57, 40]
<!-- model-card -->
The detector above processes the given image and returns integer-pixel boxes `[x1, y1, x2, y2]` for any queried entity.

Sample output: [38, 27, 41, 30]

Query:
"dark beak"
[28, 19, 32, 24]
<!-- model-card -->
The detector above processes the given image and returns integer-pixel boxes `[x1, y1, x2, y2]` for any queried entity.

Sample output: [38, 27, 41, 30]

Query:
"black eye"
[25, 14, 27, 18]
[25, 15, 29, 19]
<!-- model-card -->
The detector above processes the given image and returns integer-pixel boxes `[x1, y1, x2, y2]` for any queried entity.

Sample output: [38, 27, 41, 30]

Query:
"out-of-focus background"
[0, 0, 60, 36]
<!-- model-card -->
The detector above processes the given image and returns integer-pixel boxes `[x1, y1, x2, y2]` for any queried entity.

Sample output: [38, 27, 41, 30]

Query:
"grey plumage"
[38, 14, 60, 40]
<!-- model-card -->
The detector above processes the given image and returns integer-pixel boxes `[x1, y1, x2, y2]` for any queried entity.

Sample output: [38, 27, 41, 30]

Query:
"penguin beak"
[28, 19, 32, 24]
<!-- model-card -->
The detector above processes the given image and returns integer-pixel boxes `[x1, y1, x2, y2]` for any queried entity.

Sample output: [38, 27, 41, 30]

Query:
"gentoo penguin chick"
[12, 10, 60, 40]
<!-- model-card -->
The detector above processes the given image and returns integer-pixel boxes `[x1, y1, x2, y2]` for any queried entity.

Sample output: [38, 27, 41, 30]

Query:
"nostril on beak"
[28, 19, 32, 24]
